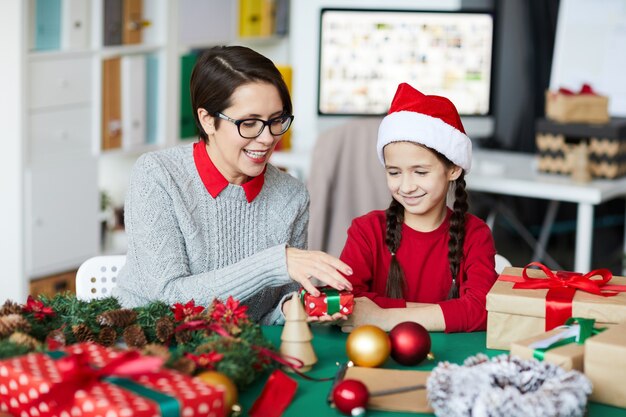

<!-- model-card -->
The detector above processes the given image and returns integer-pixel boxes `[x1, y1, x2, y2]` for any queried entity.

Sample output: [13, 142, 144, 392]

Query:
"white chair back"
[75, 255, 126, 301]
[495, 253, 512, 274]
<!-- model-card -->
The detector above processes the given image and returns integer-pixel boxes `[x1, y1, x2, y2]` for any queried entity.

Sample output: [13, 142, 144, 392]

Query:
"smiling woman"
[112, 46, 353, 325]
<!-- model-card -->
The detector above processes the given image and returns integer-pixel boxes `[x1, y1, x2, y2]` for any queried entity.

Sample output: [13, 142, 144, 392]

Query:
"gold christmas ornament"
[346, 325, 391, 368]
[197, 370, 239, 413]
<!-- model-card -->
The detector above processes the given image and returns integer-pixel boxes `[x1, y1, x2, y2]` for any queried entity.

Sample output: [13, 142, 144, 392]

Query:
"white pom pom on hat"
[377, 83, 472, 172]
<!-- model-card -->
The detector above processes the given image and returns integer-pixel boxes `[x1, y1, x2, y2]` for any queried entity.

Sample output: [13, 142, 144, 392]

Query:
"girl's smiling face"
[384, 141, 461, 231]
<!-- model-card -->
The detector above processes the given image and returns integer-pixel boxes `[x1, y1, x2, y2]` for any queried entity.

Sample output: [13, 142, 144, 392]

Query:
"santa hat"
[377, 83, 472, 172]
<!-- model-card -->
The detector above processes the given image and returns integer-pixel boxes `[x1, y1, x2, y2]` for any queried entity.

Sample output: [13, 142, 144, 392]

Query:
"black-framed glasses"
[215, 112, 294, 139]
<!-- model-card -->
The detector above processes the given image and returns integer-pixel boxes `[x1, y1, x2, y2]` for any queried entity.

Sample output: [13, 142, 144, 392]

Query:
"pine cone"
[72, 324, 95, 343]
[9, 332, 41, 350]
[0, 300, 22, 316]
[46, 329, 66, 347]
[175, 329, 192, 345]
[155, 317, 175, 343]
[98, 327, 117, 347]
[142, 343, 171, 360]
[0, 314, 31, 338]
[96, 309, 138, 328]
[171, 356, 196, 375]
[123, 324, 147, 348]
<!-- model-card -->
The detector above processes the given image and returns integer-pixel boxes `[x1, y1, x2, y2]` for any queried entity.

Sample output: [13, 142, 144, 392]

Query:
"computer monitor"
[318, 8, 495, 137]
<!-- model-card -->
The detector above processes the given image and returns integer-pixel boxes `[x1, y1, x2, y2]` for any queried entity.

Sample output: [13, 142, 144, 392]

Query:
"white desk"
[468, 149, 626, 272]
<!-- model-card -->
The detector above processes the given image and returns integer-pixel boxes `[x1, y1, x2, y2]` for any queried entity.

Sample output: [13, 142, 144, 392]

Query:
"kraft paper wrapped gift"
[486, 265, 626, 350]
[584, 323, 626, 408]
[510, 318, 602, 371]
[545, 88, 609, 124]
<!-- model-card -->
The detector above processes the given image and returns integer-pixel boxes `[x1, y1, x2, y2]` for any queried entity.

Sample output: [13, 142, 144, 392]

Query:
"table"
[239, 326, 625, 416]
[468, 149, 626, 273]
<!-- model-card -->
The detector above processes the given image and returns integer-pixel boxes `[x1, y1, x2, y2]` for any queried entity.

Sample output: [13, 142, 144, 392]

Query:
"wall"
[0, 1, 28, 302]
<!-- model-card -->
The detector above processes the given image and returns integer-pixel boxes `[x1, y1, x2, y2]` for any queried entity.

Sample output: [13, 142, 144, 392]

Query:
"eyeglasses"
[214, 112, 294, 139]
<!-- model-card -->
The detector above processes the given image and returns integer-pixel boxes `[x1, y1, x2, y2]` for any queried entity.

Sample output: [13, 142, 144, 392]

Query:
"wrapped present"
[545, 84, 609, 124]
[536, 117, 626, 179]
[486, 263, 626, 350]
[510, 317, 603, 371]
[299, 287, 354, 317]
[0, 343, 225, 417]
[584, 322, 626, 408]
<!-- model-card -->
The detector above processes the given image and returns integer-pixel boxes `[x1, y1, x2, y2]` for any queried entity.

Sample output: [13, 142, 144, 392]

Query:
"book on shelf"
[146, 54, 159, 145]
[102, 57, 122, 150]
[239, 0, 278, 37]
[121, 55, 147, 150]
[180, 52, 199, 140]
[103, 0, 123, 46]
[275, 64, 292, 151]
[34, 0, 62, 51]
[122, 0, 143, 45]
[61, 0, 90, 50]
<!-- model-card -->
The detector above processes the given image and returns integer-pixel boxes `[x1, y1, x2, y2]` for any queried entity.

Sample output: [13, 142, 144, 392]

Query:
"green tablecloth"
[239, 326, 625, 416]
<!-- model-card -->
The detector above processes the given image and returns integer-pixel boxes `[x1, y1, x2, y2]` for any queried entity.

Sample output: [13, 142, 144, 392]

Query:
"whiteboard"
[550, 0, 626, 116]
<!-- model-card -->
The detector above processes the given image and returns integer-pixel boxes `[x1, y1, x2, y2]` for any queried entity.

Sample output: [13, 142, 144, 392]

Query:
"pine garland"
[0, 294, 277, 390]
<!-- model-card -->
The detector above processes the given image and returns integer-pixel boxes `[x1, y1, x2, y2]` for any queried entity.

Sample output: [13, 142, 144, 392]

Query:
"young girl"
[340, 83, 497, 333]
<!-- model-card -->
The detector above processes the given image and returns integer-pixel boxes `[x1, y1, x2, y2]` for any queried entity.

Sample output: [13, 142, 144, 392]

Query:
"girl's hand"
[307, 311, 348, 325]
[282, 298, 347, 323]
[286, 247, 353, 296]
[340, 297, 384, 332]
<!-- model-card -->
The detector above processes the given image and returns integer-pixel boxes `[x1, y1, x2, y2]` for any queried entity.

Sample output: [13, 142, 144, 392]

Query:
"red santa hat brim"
[376, 83, 472, 172]
[377, 111, 472, 171]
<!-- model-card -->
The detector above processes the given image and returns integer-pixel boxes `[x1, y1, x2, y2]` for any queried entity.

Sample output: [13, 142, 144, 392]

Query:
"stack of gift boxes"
[486, 264, 626, 408]
[537, 84, 626, 181]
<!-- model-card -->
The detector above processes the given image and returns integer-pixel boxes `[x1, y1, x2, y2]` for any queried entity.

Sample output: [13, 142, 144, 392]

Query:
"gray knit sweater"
[112, 143, 306, 325]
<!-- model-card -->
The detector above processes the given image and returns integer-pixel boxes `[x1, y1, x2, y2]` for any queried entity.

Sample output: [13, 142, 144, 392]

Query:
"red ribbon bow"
[35, 347, 165, 416]
[558, 83, 597, 96]
[501, 262, 626, 330]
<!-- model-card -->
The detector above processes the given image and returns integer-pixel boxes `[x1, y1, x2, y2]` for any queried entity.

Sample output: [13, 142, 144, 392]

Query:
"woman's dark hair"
[384, 146, 468, 300]
[190, 45, 292, 142]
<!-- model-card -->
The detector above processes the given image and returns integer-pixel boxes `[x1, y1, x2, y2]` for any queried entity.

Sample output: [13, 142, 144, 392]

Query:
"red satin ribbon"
[499, 262, 626, 330]
[249, 370, 298, 417]
[35, 348, 164, 416]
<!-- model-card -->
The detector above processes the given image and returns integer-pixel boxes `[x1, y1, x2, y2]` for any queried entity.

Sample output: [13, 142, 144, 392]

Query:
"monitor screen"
[318, 9, 495, 117]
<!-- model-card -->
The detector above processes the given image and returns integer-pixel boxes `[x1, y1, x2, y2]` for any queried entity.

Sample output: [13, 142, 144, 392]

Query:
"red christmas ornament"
[389, 321, 431, 366]
[332, 379, 369, 416]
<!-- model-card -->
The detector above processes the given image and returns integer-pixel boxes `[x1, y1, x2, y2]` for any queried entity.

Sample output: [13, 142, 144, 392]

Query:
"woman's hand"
[340, 297, 384, 332]
[286, 247, 353, 296]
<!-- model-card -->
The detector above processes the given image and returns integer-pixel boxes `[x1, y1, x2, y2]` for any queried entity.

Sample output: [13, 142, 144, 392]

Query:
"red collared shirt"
[193, 141, 265, 203]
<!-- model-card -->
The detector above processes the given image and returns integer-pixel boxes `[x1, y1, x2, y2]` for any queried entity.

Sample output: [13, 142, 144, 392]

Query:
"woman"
[113, 46, 352, 324]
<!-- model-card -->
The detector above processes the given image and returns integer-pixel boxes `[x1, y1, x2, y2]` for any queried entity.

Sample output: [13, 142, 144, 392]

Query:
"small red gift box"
[0, 343, 225, 417]
[300, 287, 354, 317]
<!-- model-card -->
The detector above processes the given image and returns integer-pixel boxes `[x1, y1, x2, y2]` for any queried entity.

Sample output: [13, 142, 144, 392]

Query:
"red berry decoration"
[389, 321, 431, 366]
[332, 379, 369, 416]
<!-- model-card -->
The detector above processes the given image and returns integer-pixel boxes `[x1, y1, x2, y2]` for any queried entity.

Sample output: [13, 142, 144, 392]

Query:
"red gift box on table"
[299, 287, 354, 317]
[0, 343, 224, 417]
